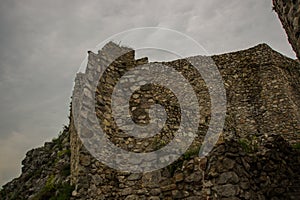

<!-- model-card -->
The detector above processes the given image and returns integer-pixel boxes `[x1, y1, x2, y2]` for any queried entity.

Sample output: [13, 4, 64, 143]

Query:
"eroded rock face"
[0, 127, 73, 200]
[273, 0, 300, 59]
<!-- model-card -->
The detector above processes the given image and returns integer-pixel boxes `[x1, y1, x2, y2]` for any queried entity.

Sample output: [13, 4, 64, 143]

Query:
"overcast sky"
[0, 0, 296, 187]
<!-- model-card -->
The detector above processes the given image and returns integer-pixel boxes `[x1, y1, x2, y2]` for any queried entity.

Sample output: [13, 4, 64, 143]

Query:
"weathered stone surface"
[174, 172, 184, 182]
[273, 0, 300, 59]
[2, 42, 300, 200]
[70, 42, 300, 200]
[213, 184, 240, 197]
[217, 171, 239, 184]
[148, 196, 160, 200]
[127, 173, 142, 181]
[67, 42, 300, 200]
[124, 194, 139, 200]
[161, 184, 177, 192]
[80, 154, 91, 166]
[0, 127, 72, 200]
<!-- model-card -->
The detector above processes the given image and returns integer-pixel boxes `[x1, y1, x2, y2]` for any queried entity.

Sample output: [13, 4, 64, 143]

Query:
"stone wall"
[273, 0, 300, 59]
[69, 42, 300, 199]
[203, 134, 300, 199]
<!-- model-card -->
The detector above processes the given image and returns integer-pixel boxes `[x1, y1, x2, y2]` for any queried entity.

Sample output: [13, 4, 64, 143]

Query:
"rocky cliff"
[1, 42, 300, 200]
[273, 0, 300, 60]
[0, 126, 73, 200]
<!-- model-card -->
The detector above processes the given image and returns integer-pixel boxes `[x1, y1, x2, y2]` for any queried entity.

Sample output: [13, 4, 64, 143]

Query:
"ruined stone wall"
[203, 134, 300, 199]
[213, 44, 300, 144]
[273, 0, 300, 59]
[70, 42, 300, 199]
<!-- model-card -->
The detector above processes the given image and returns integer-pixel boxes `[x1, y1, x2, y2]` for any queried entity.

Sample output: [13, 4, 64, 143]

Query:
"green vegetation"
[167, 158, 184, 177]
[182, 146, 200, 160]
[239, 139, 251, 153]
[60, 164, 71, 177]
[153, 137, 168, 150]
[51, 124, 70, 152]
[238, 136, 259, 153]
[24, 168, 43, 182]
[32, 175, 74, 200]
[32, 175, 56, 200]
[52, 183, 74, 200]
[57, 149, 71, 158]
[167, 146, 200, 176]
[292, 142, 300, 150]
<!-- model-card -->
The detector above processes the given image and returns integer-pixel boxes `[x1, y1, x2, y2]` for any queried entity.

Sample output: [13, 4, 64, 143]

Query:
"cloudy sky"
[0, 0, 296, 186]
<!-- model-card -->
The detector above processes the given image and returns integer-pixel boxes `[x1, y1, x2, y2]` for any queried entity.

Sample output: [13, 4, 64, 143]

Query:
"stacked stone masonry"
[70, 42, 300, 200]
[2, 2, 300, 199]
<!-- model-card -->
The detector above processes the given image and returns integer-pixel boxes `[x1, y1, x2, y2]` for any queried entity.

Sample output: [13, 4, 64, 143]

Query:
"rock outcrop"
[273, 0, 300, 59]
[0, 126, 73, 200]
